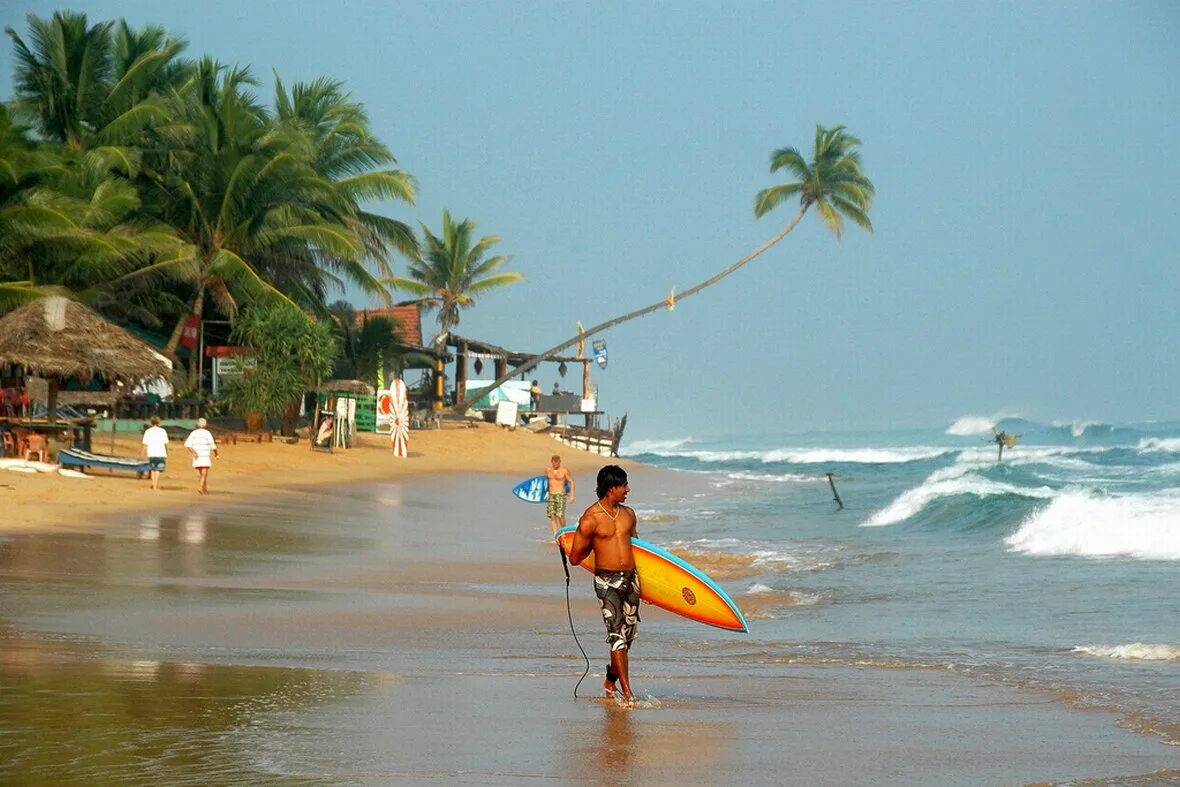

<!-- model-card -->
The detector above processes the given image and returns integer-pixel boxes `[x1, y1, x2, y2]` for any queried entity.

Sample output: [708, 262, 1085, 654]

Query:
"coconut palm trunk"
[451, 208, 806, 413]
[451, 124, 873, 415]
[163, 279, 207, 388]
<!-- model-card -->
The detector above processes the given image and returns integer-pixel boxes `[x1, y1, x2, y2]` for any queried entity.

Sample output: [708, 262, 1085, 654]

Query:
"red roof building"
[358, 305, 425, 347]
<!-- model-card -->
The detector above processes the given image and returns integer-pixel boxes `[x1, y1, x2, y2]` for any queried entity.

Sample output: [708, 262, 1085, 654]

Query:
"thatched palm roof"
[0, 296, 172, 381]
[315, 379, 375, 395]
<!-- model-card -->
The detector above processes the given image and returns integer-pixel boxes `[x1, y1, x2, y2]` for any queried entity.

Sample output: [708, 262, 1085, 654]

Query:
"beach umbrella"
[389, 378, 409, 458]
[0, 297, 172, 424]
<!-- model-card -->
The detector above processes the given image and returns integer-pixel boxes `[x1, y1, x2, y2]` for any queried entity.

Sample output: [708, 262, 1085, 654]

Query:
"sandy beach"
[0, 422, 620, 533]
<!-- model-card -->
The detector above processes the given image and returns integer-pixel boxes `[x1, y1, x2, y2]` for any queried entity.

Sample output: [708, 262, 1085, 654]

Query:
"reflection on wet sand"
[0, 634, 373, 784]
[568, 699, 736, 785]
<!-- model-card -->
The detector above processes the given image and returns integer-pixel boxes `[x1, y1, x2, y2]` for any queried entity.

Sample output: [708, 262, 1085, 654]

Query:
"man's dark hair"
[596, 465, 628, 499]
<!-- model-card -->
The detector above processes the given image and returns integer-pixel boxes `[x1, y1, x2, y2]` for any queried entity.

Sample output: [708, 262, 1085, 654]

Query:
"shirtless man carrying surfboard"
[545, 454, 576, 533]
[569, 465, 640, 707]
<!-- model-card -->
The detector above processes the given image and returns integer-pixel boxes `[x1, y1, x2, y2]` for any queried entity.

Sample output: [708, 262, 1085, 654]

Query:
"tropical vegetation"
[0, 10, 445, 402]
[2, 10, 871, 426]
[221, 302, 337, 434]
[384, 210, 521, 351]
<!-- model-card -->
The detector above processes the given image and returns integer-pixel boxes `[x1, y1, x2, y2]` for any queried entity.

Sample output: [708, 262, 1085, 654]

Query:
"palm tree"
[326, 300, 414, 382]
[122, 59, 377, 382]
[452, 124, 874, 412]
[0, 105, 182, 313]
[385, 210, 520, 350]
[5, 12, 187, 161]
[272, 75, 419, 275]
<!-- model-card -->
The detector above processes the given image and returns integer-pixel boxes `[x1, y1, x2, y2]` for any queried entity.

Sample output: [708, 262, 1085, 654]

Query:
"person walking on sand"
[140, 416, 169, 491]
[183, 417, 219, 495]
[568, 465, 640, 707]
[545, 454, 576, 533]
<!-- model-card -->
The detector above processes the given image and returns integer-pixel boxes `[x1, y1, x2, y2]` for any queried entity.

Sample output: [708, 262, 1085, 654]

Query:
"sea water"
[621, 416, 1180, 745]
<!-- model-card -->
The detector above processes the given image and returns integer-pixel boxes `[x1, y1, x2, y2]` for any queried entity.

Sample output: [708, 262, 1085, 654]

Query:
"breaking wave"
[1138, 437, 1180, 454]
[945, 415, 997, 436]
[623, 436, 693, 454]
[1073, 643, 1180, 662]
[863, 465, 1055, 527]
[1005, 490, 1180, 560]
[631, 446, 952, 465]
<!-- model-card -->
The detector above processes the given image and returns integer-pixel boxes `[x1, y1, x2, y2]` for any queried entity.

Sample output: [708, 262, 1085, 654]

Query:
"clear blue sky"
[4, 2, 1178, 439]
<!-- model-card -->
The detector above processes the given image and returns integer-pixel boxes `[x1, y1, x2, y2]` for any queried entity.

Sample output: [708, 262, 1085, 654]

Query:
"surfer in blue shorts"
[545, 454, 576, 533]
[569, 464, 639, 707]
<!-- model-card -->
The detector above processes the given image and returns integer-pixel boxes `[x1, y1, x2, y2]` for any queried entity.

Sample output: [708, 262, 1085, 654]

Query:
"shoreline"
[0, 422, 636, 533]
[2, 471, 1177, 784]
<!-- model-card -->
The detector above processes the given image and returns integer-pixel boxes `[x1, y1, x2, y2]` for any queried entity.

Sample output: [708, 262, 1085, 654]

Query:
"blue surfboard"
[511, 475, 570, 503]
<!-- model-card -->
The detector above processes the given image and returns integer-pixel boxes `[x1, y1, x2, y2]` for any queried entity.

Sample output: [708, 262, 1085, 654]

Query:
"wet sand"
[2, 472, 1178, 785]
[1, 422, 618, 532]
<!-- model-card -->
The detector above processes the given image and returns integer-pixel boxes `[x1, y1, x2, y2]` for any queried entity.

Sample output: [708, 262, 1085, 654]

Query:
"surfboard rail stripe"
[554, 525, 748, 633]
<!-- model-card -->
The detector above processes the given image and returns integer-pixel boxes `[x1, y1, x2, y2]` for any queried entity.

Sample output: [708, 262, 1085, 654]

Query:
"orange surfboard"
[555, 525, 748, 633]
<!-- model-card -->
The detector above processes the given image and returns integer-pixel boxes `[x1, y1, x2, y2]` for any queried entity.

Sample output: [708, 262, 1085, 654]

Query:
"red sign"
[180, 316, 200, 350]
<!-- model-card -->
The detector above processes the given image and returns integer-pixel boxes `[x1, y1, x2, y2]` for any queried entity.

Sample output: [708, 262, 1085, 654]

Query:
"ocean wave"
[716, 471, 819, 484]
[1137, 436, 1180, 454]
[623, 436, 693, 454]
[1051, 419, 1114, 439]
[1005, 489, 1180, 560]
[945, 415, 997, 436]
[1073, 643, 1180, 662]
[632, 509, 680, 523]
[632, 446, 953, 465]
[863, 465, 1055, 527]
[665, 538, 847, 576]
[738, 585, 824, 618]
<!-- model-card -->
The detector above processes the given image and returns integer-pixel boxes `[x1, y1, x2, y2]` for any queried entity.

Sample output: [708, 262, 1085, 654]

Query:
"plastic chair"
[23, 432, 48, 462]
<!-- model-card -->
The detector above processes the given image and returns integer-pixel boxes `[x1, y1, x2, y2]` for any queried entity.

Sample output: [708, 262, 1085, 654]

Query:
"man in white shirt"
[183, 417, 219, 495]
[140, 416, 169, 491]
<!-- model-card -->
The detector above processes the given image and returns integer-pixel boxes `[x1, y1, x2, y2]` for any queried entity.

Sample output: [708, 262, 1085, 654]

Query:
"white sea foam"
[721, 471, 818, 484]
[623, 436, 693, 454]
[1005, 489, 1180, 560]
[1137, 437, 1180, 454]
[633, 446, 952, 465]
[1073, 643, 1180, 662]
[863, 465, 1055, 527]
[946, 415, 997, 436]
[746, 583, 775, 594]
[1049, 419, 1109, 438]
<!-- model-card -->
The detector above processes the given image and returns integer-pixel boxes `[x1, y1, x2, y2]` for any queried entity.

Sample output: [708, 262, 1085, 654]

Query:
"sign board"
[211, 355, 256, 395]
[375, 389, 393, 431]
[495, 400, 519, 428]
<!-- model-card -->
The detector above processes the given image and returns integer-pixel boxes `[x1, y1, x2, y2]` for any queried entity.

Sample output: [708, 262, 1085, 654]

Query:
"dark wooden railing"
[114, 398, 207, 421]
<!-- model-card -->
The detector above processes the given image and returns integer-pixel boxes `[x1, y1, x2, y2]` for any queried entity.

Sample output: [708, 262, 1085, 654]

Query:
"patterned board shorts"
[149, 457, 166, 471]
[594, 569, 641, 652]
[546, 492, 566, 520]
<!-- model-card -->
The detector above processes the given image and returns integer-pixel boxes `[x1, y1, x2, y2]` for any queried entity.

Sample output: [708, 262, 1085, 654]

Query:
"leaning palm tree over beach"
[452, 123, 874, 412]
[386, 210, 521, 350]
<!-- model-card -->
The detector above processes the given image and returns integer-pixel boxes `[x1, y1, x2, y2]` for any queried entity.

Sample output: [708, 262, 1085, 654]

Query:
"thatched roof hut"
[0, 296, 172, 422]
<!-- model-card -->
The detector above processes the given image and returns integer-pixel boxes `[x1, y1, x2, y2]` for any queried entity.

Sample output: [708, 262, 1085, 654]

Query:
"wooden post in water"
[826, 472, 844, 510]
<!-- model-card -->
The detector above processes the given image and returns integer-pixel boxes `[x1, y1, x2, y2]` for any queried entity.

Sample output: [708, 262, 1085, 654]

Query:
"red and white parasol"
[389, 378, 409, 457]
